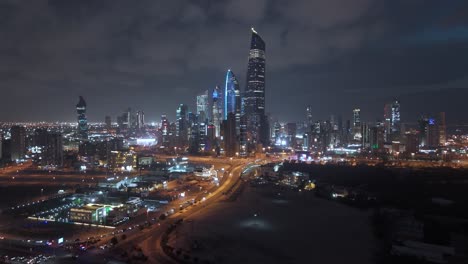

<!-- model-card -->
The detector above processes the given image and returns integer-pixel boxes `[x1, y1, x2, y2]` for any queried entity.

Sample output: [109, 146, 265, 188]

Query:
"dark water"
[0, 186, 65, 208]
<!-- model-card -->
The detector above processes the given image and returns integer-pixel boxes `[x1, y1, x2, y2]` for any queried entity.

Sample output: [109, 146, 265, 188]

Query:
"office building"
[212, 86, 223, 138]
[352, 109, 361, 140]
[197, 90, 209, 122]
[10, 125, 26, 161]
[244, 28, 268, 146]
[438, 112, 446, 146]
[176, 104, 188, 146]
[105, 116, 112, 131]
[306, 105, 313, 129]
[76, 96, 88, 139]
[161, 115, 170, 146]
[136, 111, 145, 130]
[222, 112, 237, 157]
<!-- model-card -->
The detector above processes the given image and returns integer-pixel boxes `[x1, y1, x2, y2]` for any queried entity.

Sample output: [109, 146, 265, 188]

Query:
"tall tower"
[391, 99, 401, 134]
[306, 105, 313, 129]
[212, 86, 223, 138]
[76, 96, 88, 140]
[10, 126, 26, 161]
[176, 104, 188, 146]
[136, 111, 145, 130]
[244, 27, 267, 146]
[224, 69, 241, 136]
[352, 108, 361, 140]
[224, 69, 239, 119]
[438, 112, 446, 146]
[161, 115, 169, 146]
[197, 90, 209, 121]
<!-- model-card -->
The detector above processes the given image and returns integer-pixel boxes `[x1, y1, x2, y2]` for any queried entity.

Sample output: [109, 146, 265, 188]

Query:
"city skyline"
[0, 1, 467, 123]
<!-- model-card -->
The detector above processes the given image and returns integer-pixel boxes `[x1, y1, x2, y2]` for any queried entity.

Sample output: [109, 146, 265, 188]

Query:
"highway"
[74, 157, 250, 263]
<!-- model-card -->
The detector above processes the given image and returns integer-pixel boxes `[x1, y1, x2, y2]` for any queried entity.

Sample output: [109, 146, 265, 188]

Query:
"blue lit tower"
[244, 27, 268, 146]
[212, 85, 223, 137]
[76, 96, 88, 139]
[224, 69, 241, 136]
[224, 69, 239, 119]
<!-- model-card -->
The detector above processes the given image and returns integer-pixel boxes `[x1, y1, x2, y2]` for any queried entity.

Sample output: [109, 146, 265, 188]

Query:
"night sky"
[1, 0, 467, 123]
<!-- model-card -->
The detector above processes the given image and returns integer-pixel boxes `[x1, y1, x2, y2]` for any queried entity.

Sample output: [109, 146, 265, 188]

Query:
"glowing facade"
[212, 85, 223, 137]
[76, 96, 88, 139]
[244, 28, 268, 146]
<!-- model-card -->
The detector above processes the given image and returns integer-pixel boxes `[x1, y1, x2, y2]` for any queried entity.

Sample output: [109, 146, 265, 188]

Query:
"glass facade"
[76, 96, 88, 139]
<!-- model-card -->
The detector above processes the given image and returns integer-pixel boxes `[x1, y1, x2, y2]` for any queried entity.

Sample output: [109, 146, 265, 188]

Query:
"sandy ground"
[170, 184, 377, 264]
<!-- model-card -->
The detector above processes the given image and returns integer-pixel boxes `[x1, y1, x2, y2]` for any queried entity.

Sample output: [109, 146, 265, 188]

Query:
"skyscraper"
[136, 110, 145, 130]
[222, 112, 237, 157]
[352, 108, 361, 140]
[306, 105, 313, 129]
[197, 90, 209, 122]
[76, 96, 88, 139]
[438, 112, 446, 146]
[244, 27, 268, 146]
[105, 116, 112, 131]
[212, 85, 223, 138]
[224, 69, 240, 119]
[391, 99, 401, 134]
[161, 114, 169, 146]
[176, 104, 188, 146]
[10, 125, 26, 161]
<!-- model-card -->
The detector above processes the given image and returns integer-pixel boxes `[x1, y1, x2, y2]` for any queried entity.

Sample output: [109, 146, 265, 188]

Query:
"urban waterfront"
[1, 1, 468, 264]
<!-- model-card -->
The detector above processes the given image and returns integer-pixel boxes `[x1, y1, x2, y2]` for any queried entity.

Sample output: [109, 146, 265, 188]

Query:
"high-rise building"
[222, 112, 237, 157]
[391, 99, 401, 134]
[197, 90, 209, 122]
[212, 86, 223, 138]
[161, 115, 170, 146]
[76, 96, 88, 139]
[136, 111, 145, 130]
[244, 28, 268, 146]
[352, 109, 361, 140]
[176, 104, 188, 146]
[383, 103, 392, 142]
[188, 112, 200, 154]
[105, 116, 112, 131]
[405, 132, 418, 154]
[224, 69, 242, 137]
[10, 125, 26, 161]
[438, 112, 446, 146]
[224, 69, 239, 119]
[427, 118, 439, 148]
[42, 132, 63, 167]
[306, 105, 313, 129]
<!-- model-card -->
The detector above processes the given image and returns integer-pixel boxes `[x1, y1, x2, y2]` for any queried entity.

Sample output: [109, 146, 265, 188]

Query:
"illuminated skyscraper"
[244, 27, 268, 146]
[76, 96, 88, 140]
[224, 69, 239, 119]
[197, 90, 209, 121]
[161, 114, 169, 146]
[176, 104, 188, 146]
[136, 110, 145, 130]
[306, 105, 313, 128]
[352, 109, 361, 140]
[391, 99, 401, 134]
[212, 85, 223, 137]
[224, 69, 242, 137]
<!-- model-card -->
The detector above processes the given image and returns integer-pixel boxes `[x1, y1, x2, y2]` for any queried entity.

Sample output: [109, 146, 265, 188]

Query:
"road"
[74, 157, 250, 263]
